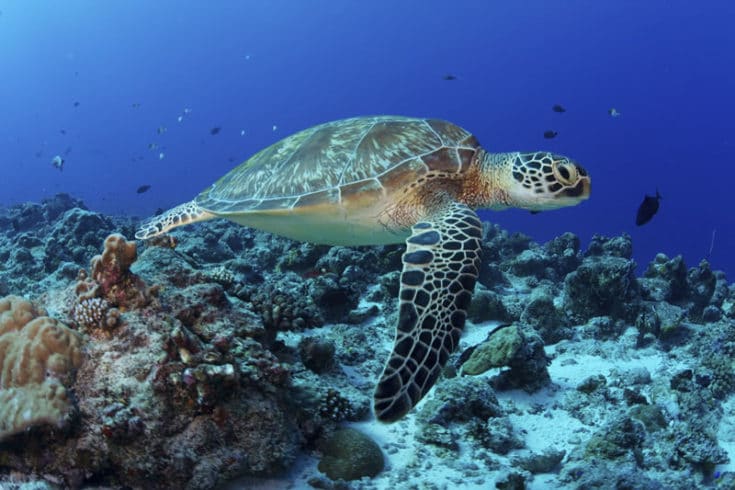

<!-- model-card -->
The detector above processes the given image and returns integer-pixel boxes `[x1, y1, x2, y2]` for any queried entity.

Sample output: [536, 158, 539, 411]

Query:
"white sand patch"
[716, 395, 735, 475]
[243, 319, 693, 489]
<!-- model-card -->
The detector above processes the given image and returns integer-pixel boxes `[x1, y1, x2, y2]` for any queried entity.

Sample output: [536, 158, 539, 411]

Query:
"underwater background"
[2, 2, 735, 490]
[2, 0, 733, 275]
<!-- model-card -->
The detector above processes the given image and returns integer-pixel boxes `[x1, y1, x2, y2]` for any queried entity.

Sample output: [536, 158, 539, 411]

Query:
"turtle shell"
[195, 115, 480, 214]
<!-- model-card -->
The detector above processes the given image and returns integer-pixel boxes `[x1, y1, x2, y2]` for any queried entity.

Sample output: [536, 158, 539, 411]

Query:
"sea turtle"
[135, 115, 591, 422]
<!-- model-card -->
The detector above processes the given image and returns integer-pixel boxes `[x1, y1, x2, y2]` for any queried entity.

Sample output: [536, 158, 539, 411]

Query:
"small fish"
[635, 190, 661, 226]
[210, 126, 221, 135]
[148, 143, 158, 150]
[73, 101, 80, 107]
[177, 115, 183, 122]
[608, 108, 621, 117]
[442, 74, 458, 81]
[154, 207, 164, 216]
[552, 104, 566, 113]
[59, 129, 67, 135]
[156, 126, 167, 135]
[158, 152, 165, 160]
[131, 103, 141, 108]
[51, 155, 64, 171]
[543, 130, 558, 139]
[136, 185, 151, 194]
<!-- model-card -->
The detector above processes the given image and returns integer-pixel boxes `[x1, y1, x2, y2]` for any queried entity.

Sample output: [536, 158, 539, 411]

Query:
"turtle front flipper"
[135, 200, 214, 240]
[374, 201, 483, 422]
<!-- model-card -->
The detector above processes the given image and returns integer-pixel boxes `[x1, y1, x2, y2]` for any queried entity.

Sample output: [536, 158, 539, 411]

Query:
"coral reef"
[75, 233, 154, 309]
[461, 324, 550, 392]
[71, 297, 120, 331]
[563, 234, 640, 323]
[1, 194, 734, 489]
[0, 194, 123, 297]
[0, 295, 84, 441]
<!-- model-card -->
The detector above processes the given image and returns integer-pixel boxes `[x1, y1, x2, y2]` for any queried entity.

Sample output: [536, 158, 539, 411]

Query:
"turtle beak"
[564, 177, 591, 200]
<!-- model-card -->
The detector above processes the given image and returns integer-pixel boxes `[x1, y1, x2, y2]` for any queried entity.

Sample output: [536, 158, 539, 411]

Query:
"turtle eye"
[553, 161, 577, 185]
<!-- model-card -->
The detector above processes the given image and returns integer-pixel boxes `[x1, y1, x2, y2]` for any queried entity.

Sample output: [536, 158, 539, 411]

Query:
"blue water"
[2, 1, 733, 276]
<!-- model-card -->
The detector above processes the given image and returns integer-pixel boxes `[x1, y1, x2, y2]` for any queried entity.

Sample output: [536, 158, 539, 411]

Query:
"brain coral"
[0, 295, 84, 441]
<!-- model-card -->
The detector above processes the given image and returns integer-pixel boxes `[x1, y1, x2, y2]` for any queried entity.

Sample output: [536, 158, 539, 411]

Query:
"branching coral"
[318, 388, 355, 422]
[72, 297, 121, 331]
[242, 282, 323, 344]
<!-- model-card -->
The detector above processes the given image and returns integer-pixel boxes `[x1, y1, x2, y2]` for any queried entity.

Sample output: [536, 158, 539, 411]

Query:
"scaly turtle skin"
[135, 115, 591, 422]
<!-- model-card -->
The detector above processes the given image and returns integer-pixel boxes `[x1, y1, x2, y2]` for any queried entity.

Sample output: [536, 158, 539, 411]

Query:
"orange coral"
[0, 295, 84, 441]
[76, 233, 153, 309]
[0, 381, 74, 439]
[0, 316, 84, 387]
[0, 295, 47, 332]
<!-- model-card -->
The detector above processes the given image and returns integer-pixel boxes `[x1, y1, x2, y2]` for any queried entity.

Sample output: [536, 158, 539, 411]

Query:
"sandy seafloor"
[236, 317, 735, 490]
[0, 194, 734, 490]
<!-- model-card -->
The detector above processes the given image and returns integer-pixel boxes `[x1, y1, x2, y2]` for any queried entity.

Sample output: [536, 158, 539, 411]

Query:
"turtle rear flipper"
[135, 200, 214, 240]
[373, 201, 483, 422]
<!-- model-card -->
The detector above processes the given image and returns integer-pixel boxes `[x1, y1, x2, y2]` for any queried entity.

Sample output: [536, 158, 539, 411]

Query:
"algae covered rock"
[317, 428, 384, 481]
[585, 233, 633, 259]
[467, 288, 510, 323]
[417, 376, 502, 426]
[462, 325, 524, 375]
[585, 415, 645, 460]
[461, 325, 551, 392]
[520, 292, 567, 343]
[508, 248, 551, 278]
[544, 231, 582, 276]
[563, 255, 639, 322]
[687, 259, 717, 313]
[642, 253, 688, 302]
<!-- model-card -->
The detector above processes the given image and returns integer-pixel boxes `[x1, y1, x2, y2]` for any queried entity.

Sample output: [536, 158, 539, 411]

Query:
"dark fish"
[154, 207, 164, 216]
[543, 130, 558, 139]
[73, 101, 80, 107]
[635, 190, 661, 226]
[552, 104, 566, 113]
[59, 129, 66, 135]
[210, 126, 221, 135]
[136, 185, 151, 194]
[442, 74, 458, 81]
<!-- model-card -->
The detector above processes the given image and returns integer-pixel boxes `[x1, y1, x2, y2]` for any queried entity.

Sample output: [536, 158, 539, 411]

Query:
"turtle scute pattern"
[374, 202, 483, 422]
[195, 116, 478, 213]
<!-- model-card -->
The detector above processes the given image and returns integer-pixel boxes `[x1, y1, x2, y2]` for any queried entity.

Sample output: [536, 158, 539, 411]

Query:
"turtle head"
[488, 151, 590, 211]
